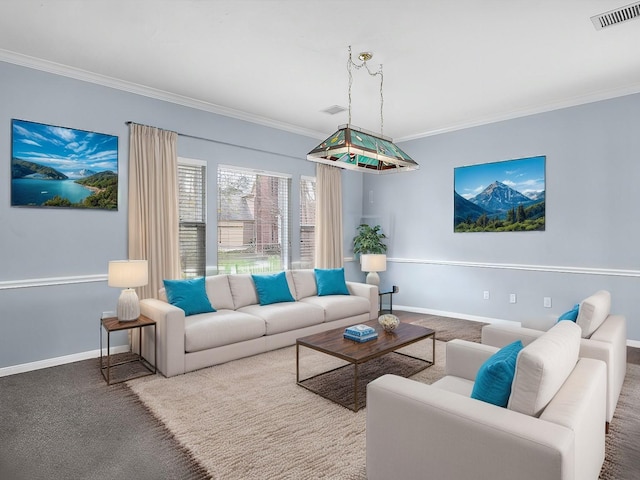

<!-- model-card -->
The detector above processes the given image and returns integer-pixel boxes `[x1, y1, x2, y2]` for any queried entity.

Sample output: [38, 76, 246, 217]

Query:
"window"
[217, 165, 290, 274]
[300, 176, 316, 268]
[178, 158, 207, 278]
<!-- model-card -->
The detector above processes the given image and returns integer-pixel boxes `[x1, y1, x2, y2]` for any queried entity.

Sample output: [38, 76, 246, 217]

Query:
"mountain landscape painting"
[11, 119, 118, 210]
[454, 155, 545, 233]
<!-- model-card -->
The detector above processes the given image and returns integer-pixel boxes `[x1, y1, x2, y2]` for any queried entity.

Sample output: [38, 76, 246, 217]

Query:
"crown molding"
[397, 82, 640, 142]
[0, 49, 324, 140]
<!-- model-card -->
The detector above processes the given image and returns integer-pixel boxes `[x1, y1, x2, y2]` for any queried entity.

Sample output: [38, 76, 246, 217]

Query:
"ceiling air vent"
[591, 2, 640, 30]
[322, 105, 347, 115]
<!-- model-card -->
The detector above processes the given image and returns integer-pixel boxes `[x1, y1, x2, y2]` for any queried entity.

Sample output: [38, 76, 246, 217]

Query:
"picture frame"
[454, 155, 545, 233]
[11, 119, 118, 210]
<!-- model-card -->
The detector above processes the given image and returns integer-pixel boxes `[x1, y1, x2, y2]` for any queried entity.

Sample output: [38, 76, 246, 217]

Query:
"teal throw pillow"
[251, 272, 295, 306]
[163, 277, 215, 316]
[471, 340, 523, 407]
[557, 304, 580, 322]
[314, 268, 350, 296]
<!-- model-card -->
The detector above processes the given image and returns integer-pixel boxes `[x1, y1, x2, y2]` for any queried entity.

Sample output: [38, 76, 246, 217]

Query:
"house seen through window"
[299, 176, 316, 268]
[217, 165, 291, 274]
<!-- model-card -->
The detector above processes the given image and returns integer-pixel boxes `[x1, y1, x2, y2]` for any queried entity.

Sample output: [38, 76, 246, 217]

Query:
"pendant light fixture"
[307, 47, 419, 174]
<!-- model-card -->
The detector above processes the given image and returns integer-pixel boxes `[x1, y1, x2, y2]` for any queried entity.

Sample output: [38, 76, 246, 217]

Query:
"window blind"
[217, 165, 290, 274]
[300, 176, 316, 268]
[178, 161, 206, 278]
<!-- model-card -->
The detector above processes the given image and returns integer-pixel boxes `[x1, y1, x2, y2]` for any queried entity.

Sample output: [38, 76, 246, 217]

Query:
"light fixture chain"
[346, 46, 384, 135]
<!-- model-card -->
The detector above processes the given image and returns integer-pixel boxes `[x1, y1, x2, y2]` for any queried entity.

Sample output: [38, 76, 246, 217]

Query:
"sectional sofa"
[139, 269, 378, 377]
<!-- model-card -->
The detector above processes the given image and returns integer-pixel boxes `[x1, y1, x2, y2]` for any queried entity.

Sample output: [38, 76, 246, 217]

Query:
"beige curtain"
[128, 123, 181, 299]
[315, 164, 343, 268]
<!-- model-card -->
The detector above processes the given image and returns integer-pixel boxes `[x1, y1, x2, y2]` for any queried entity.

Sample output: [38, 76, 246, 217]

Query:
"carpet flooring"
[1, 315, 638, 479]
[0, 356, 210, 480]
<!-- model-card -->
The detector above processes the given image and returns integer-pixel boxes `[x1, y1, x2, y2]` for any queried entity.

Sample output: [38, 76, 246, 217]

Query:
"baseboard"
[0, 345, 129, 378]
[394, 304, 522, 327]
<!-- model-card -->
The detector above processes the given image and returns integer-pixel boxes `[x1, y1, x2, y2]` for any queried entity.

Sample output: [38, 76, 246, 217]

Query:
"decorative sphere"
[378, 314, 400, 332]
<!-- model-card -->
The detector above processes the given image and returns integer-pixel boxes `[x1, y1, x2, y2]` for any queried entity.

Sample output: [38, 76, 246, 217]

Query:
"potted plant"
[353, 224, 387, 257]
[353, 224, 387, 286]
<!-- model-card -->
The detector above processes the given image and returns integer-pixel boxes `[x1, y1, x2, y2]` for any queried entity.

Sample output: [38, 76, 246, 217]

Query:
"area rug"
[128, 340, 446, 480]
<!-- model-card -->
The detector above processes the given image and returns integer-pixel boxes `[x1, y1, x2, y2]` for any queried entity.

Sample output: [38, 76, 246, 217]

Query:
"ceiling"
[1, 0, 639, 141]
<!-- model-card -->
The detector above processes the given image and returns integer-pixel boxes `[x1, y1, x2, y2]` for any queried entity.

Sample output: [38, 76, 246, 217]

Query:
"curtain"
[128, 123, 181, 299]
[314, 164, 343, 268]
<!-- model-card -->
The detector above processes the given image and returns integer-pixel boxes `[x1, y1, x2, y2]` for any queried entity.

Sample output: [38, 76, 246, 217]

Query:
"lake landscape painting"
[11, 119, 118, 210]
[454, 155, 545, 233]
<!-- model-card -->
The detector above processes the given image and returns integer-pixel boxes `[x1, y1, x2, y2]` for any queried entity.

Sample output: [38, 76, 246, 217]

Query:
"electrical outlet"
[543, 297, 552, 308]
[483, 291, 490, 300]
[509, 293, 517, 304]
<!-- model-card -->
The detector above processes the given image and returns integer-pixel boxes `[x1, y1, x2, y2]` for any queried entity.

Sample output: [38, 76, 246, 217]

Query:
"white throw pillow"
[507, 321, 581, 417]
[576, 290, 611, 338]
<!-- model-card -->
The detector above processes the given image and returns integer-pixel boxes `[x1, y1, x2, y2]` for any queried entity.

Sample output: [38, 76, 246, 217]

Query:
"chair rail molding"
[0, 274, 107, 290]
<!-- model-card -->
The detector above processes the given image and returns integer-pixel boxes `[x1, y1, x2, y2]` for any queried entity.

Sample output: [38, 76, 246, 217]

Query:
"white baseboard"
[0, 345, 129, 378]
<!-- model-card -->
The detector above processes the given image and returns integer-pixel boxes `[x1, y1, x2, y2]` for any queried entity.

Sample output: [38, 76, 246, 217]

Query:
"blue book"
[344, 332, 378, 343]
[345, 324, 376, 336]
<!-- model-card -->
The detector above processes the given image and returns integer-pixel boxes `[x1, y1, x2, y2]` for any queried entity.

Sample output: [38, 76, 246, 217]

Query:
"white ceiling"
[1, 0, 639, 141]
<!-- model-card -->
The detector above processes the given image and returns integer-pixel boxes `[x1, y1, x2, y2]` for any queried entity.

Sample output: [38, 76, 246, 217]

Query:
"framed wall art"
[11, 119, 118, 210]
[454, 155, 545, 233]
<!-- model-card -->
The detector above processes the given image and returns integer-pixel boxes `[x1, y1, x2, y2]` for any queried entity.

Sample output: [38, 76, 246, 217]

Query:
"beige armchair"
[366, 321, 607, 480]
[481, 290, 626, 427]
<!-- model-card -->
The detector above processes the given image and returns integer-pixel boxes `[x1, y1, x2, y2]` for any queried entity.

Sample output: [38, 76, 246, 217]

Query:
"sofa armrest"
[366, 374, 575, 480]
[346, 281, 378, 320]
[140, 298, 186, 377]
[445, 339, 498, 380]
[482, 324, 544, 348]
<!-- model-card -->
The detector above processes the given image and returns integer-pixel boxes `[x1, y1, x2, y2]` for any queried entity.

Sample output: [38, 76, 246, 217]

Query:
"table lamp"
[361, 254, 386, 286]
[108, 260, 148, 321]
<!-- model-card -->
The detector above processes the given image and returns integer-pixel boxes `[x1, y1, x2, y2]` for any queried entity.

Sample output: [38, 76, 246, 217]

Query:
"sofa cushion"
[557, 304, 579, 322]
[291, 269, 318, 300]
[238, 302, 324, 335]
[300, 295, 371, 322]
[163, 277, 215, 316]
[184, 310, 266, 352]
[315, 268, 350, 296]
[576, 290, 611, 338]
[508, 321, 581, 417]
[227, 274, 259, 308]
[471, 340, 523, 407]
[251, 272, 295, 305]
[205, 275, 235, 310]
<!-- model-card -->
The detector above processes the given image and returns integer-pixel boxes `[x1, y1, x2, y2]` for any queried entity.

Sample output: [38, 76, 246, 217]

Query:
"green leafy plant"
[353, 224, 387, 257]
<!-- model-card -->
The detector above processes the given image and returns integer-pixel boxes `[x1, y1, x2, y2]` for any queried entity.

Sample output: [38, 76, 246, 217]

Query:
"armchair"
[366, 321, 607, 480]
[481, 290, 626, 426]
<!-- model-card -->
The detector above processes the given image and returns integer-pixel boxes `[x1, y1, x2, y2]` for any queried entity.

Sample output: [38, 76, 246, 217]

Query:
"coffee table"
[296, 320, 435, 411]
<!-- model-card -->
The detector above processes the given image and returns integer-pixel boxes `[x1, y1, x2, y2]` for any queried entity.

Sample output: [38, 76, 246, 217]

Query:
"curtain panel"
[314, 164, 343, 269]
[128, 123, 181, 299]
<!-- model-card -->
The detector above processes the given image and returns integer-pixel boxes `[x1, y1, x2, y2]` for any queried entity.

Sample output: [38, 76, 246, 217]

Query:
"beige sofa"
[367, 321, 607, 480]
[139, 269, 378, 377]
[481, 290, 626, 426]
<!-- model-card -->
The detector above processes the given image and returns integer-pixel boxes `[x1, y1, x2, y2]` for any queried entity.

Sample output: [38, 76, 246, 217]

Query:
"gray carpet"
[0, 356, 210, 480]
[1, 315, 638, 479]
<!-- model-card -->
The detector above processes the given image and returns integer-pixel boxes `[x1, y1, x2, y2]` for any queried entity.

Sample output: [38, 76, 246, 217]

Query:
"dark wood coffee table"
[296, 320, 435, 411]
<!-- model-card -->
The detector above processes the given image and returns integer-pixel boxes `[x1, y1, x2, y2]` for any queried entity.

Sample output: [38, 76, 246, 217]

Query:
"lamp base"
[365, 271, 380, 286]
[117, 288, 140, 322]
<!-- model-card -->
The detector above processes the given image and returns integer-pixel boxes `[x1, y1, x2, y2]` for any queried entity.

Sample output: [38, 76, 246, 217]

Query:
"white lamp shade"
[361, 254, 387, 273]
[108, 260, 149, 288]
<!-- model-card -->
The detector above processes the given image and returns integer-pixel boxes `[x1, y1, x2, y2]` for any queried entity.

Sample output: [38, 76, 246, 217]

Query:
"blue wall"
[2, 58, 638, 374]
[369, 94, 640, 340]
[0, 61, 364, 372]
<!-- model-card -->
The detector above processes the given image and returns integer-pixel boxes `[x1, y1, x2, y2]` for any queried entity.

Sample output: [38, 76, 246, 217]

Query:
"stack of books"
[344, 324, 378, 343]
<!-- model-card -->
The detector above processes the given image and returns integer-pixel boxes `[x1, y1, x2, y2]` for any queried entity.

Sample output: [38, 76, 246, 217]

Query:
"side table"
[100, 314, 156, 385]
[379, 285, 399, 314]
